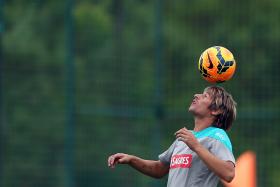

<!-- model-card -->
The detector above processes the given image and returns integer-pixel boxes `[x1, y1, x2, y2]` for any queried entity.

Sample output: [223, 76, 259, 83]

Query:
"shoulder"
[207, 127, 233, 153]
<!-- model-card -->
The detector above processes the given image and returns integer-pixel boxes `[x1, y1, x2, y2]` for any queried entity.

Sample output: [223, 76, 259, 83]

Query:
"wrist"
[128, 155, 136, 164]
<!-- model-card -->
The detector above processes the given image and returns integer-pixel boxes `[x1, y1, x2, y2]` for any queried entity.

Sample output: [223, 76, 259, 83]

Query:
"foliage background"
[1, 0, 280, 186]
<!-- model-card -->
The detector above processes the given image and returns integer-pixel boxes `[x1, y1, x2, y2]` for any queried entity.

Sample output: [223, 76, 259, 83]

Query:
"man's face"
[188, 91, 213, 117]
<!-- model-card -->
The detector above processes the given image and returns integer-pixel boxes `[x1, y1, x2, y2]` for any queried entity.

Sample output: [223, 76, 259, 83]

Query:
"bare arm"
[108, 153, 169, 178]
[175, 127, 235, 183]
[193, 145, 235, 182]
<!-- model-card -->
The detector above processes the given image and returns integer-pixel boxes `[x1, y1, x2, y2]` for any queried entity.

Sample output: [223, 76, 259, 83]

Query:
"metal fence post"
[153, 0, 164, 186]
[0, 0, 5, 185]
[65, 0, 76, 186]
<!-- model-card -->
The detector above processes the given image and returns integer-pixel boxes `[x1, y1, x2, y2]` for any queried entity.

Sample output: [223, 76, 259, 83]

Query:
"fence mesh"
[1, 0, 280, 186]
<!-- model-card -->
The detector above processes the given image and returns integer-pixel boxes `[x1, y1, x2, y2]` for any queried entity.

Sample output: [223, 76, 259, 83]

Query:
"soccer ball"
[198, 46, 236, 83]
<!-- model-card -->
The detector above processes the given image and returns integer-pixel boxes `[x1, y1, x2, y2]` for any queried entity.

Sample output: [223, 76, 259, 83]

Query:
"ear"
[211, 109, 222, 116]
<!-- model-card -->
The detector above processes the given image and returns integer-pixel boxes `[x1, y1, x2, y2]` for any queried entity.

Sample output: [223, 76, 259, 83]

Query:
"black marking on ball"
[207, 52, 214, 69]
[216, 48, 234, 74]
[199, 57, 211, 77]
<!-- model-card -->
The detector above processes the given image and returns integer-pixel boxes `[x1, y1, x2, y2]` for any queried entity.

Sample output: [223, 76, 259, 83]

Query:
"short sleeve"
[210, 139, 236, 165]
[158, 139, 178, 165]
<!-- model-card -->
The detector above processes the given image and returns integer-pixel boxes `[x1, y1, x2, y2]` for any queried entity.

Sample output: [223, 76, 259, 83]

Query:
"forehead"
[203, 89, 212, 95]
[203, 87, 215, 95]
[203, 89, 214, 99]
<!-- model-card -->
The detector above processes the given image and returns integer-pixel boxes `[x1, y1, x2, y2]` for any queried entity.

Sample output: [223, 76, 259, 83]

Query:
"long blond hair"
[204, 86, 237, 131]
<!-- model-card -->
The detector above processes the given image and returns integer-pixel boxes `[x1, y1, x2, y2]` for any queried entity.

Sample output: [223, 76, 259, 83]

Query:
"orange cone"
[223, 151, 256, 187]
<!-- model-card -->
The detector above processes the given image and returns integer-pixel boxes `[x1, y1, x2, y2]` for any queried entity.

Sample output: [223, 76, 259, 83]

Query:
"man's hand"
[108, 153, 132, 168]
[108, 153, 169, 178]
[175, 127, 201, 151]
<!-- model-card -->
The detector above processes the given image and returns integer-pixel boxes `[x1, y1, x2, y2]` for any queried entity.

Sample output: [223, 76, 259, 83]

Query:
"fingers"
[108, 153, 129, 169]
[108, 155, 115, 168]
[175, 127, 193, 141]
[108, 153, 122, 168]
[175, 127, 189, 138]
[174, 127, 188, 135]
[176, 133, 187, 141]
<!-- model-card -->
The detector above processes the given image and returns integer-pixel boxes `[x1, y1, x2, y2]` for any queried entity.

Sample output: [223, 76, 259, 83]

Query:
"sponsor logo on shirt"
[170, 154, 192, 169]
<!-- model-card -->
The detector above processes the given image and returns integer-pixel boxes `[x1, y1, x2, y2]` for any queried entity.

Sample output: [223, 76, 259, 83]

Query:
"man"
[108, 86, 236, 187]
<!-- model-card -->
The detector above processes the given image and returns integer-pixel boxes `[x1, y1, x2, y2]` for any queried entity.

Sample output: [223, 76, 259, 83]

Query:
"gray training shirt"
[159, 127, 235, 187]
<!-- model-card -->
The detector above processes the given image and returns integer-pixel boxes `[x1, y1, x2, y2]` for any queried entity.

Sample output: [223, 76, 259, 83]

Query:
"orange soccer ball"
[198, 46, 236, 83]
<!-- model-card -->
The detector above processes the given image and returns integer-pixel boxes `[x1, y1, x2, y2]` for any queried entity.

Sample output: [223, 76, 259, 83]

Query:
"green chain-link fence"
[1, 0, 280, 186]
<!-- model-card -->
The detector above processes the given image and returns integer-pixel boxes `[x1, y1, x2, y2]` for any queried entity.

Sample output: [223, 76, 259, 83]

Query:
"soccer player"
[108, 86, 236, 187]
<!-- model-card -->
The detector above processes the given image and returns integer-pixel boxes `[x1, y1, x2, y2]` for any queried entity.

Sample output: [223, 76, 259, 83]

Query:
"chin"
[188, 107, 194, 113]
[188, 105, 198, 115]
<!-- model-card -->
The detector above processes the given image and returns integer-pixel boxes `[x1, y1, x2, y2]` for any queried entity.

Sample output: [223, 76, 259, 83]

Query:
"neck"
[193, 117, 214, 132]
